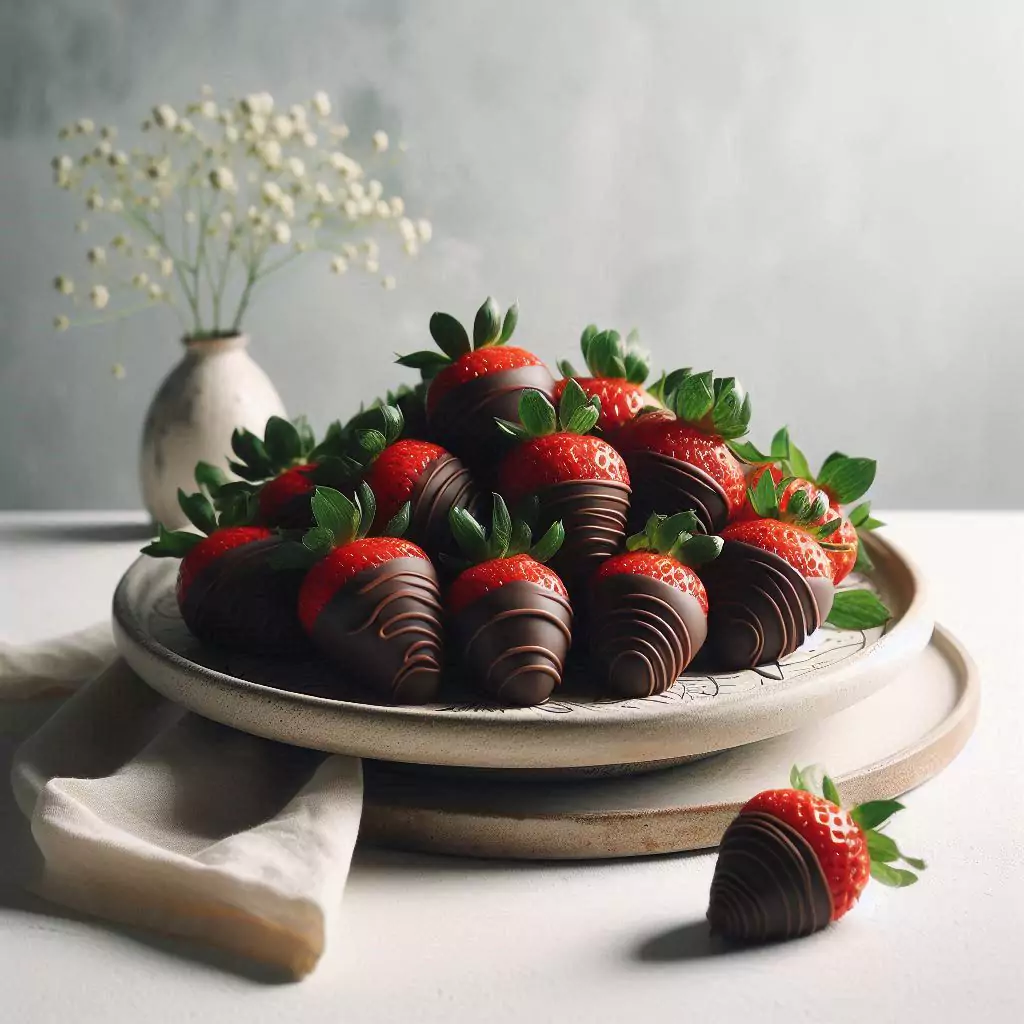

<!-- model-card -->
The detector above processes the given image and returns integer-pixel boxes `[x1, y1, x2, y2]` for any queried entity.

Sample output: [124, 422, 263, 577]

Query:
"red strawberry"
[554, 325, 662, 436]
[447, 496, 572, 706]
[720, 518, 835, 584]
[397, 297, 555, 470]
[142, 491, 308, 654]
[258, 463, 322, 527]
[297, 484, 443, 704]
[615, 370, 751, 533]
[497, 381, 631, 589]
[708, 765, 925, 943]
[589, 511, 722, 697]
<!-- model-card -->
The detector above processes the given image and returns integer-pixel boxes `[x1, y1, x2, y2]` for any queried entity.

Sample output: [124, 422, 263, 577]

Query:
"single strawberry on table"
[297, 483, 444, 703]
[708, 764, 925, 943]
[554, 325, 662, 438]
[589, 511, 723, 697]
[396, 297, 556, 471]
[496, 380, 631, 590]
[142, 486, 309, 654]
[447, 495, 572, 706]
[615, 369, 751, 534]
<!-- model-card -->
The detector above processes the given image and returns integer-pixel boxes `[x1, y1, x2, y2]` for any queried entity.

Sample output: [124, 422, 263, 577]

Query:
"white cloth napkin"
[3, 625, 363, 979]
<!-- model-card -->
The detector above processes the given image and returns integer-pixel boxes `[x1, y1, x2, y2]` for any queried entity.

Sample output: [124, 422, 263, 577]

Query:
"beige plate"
[361, 624, 978, 858]
[112, 533, 933, 771]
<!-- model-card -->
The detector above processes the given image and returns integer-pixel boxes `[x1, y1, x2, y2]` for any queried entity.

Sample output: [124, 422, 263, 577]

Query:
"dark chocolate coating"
[588, 574, 708, 697]
[708, 810, 834, 943]
[311, 557, 444, 703]
[699, 540, 822, 670]
[408, 452, 482, 560]
[180, 537, 309, 654]
[452, 579, 573, 706]
[428, 364, 556, 472]
[535, 479, 631, 592]
[623, 449, 730, 534]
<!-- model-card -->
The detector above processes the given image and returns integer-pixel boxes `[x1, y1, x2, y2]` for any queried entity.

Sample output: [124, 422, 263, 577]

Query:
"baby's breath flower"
[289, 103, 309, 127]
[89, 284, 110, 309]
[177, 118, 195, 136]
[152, 105, 178, 130]
[248, 114, 268, 137]
[363, 239, 380, 258]
[382, 275, 396, 290]
[365, 258, 380, 273]
[358, 196, 374, 215]
[342, 243, 358, 260]
[111, 234, 129, 250]
[94, 140, 112, 157]
[54, 275, 74, 295]
[331, 123, 350, 140]
[242, 92, 274, 116]
[224, 124, 240, 144]
[100, 125, 117, 139]
[314, 182, 334, 205]
[52, 154, 73, 173]
[54, 315, 70, 331]
[389, 196, 405, 216]
[132, 272, 149, 288]
[261, 180, 283, 205]
[112, 362, 126, 379]
[183, 209, 196, 223]
[109, 150, 128, 167]
[76, 118, 95, 135]
[144, 244, 160, 259]
[403, 237, 419, 256]
[398, 217, 416, 241]
[272, 222, 291, 244]
[286, 156, 306, 178]
[85, 190, 104, 211]
[278, 194, 296, 219]
[343, 198, 358, 218]
[367, 179, 383, 200]
[200, 84, 214, 97]
[219, 210, 234, 228]
[218, 108, 235, 125]
[348, 180, 365, 201]
[271, 114, 294, 139]
[75, 219, 88, 233]
[301, 131, 317, 148]
[258, 138, 282, 168]
[330, 255, 348, 274]
[311, 91, 332, 117]
[107, 197, 124, 213]
[209, 166, 237, 193]
[199, 100, 217, 119]
[372, 130, 389, 153]
[375, 199, 391, 218]
[148, 282, 164, 300]
[417, 219, 433, 242]
[87, 246, 107, 265]
[294, 240, 310, 253]
[160, 257, 174, 277]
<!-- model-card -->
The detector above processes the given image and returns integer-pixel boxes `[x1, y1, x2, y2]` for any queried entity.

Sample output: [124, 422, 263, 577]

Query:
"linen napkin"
[3, 625, 363, 979]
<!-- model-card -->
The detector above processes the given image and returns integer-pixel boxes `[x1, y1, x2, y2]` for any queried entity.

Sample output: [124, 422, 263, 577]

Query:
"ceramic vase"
[140, 334, 285, 528]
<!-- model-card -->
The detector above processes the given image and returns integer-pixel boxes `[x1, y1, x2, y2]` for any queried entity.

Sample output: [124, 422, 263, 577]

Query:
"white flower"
[343, 199, 358, 218]
[365, 258, 380, 273]
[398, 217, 416, 241]
[313, 182, 334, 205]
[107, 197, 124, 213]
[148, 283, 164, 300]
[54, 275, 74, 295]
[152, 104, 178, 130]
[111, 235, 129, 250]
[367, 179, 383, 200]
[89, 284, 109, 309]
[224, 124, 240, 144]
[100, 125, 117, 140]
[257, 138, 281, 167]
[200, 83, 214, 97]
[109, 150, 128, 167]
[247, 206, 270, 229]
[112, 362, 126, 379]
[417, 219, 433, 242]
[311, 91, 331, 117]
[261, 180, 283, 205]
[85, 191, 104, 211]
[289, 103, 309, 128]
[278, 193, 295, 219]
[330, 255, 348, 274]
[248, 114, 268, 137]
[76, 118, 95, 135]
[219, 108, 235, 125]
[219, 210, 234, 228]
[342, 243, 358, 260]
[199, 100, 218, 119]
[389, 196, 405, 216]
[144, 244, 160, 259]
[87, 246, 107, 265]
[372, 129, 389, 153]
[93, 140, 112, 158]
[53, 315, 70, 331]
[182, 209, 195, 223]
[403, 238, 419, 256]
[146, 157, 170, 180]
[294, 240, 310, 253]
[160, 257, 174, 277]
[363, 239, 380, 259]
[286, 156, 306, 178]
[375, 200, 391, 218]
[382, 275, 396, 290]
[242, 92, 274, 116]
[358, 196, 374, 215]
[177, 118, 195, 136]
[52, 155, 73, 172]
[271, 114, 294, 140]
[302, 131, 318, 148]
[75, 219, 88, 233]
[209, 166, 237, 193]
[132, 272, 149, 288]
[331, 123, 350, 140]
[348, 180, 365, 201]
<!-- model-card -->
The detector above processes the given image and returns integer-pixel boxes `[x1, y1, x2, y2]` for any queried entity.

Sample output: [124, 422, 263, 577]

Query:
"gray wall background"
[2, 0, 1022, 510]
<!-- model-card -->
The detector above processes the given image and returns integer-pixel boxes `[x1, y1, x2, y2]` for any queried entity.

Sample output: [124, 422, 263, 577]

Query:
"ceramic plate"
[111, 533, 933, 770]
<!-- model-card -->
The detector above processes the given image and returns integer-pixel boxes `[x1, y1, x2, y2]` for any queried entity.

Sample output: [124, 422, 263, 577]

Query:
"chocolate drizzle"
[311, 557, 444, 703]
[452, 580, 573, 706]
[407, 452, 482, 559]
[588, 574, 707, 697]
[429, 364, 556, 471]
[179, 537, 309, 654]
[623, 449, 730, 534]
[708, 810, 834, 943]
[699, 540, 824, 670]
[535, 480, 631, 591]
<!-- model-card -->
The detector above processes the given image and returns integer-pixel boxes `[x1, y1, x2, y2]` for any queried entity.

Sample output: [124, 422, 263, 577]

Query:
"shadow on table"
[633, 920, 732, 962]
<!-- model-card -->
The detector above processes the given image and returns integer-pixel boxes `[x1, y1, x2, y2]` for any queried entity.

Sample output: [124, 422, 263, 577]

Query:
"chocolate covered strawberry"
[497, 381, 631, 590]
[708, 765, 925, 944]
[351, 404, 481, 560]
[297, 484, 443, 704]
[590, 511, 722, 697]
[447, 495, 571, 706]
[142, 488, 308, 654]
[616, 369, 751, 533]
[555, 325, 662, 437]
[396, 297, 555, 469]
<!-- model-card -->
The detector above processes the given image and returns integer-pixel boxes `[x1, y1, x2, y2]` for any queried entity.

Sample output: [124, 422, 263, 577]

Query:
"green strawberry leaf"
[530, 519, 565, 563]
[747, 468, 780, 519]
[822, 774, 842, 807]
[518, 389, 558, 437]
[623, 350, 650, 385]
[230, 427, 273, 476]
[816, 517, 843, 540]
[854, 538, 875, 574]
[508, 518, 533, 556]
[499, 301, 519, 344]
[770, 427, 792, 461]
[848, 501, 872, 528]
[264, 415, 302, 467]
[809, 492, 829, 522]
[429, 311, 471, 359]
[384, 501, 411, 538]
[177, 489, 217, 536]
[564, 401, 601, 436]
[310, 419, 346, 460]
[356, 481, 376, 539]
[580, 323, 598, 361]
[677, 370, 714, 424]
[473, 296, 503, 349]
[862, 516, 885, 530]
[449, 506, 490, 563]
[140, 524, 202, 558]
[850, 799, 905, 831]
[311, 486, 360, 546]
[293, 415, 316, 456]
[785, 438, 812, 482]
[376, 404, 405, 445]
[302, 525, 335, 555]
[817, 457, 876, 505]
[356, 428, 388, 458]
[557, 359, 578, 379]
[728, 440, 773, 464]
[869, 862, 919, 888]
[558, 377, 589, 430]
[678, 533, 723, 567]
[491, 494, 512, 559]
[217, 489, 258, 528]
[494, 417, 531, 441]
[194, 461, 228, 497]
[826, 589, 892, 630]
[586, 330, 621, 377]
[396, 350, 452, 373]
[866, 830, 900, 862]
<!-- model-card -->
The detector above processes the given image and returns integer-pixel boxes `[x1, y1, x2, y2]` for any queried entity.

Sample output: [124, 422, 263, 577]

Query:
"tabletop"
[0, 510, 1020, 1023]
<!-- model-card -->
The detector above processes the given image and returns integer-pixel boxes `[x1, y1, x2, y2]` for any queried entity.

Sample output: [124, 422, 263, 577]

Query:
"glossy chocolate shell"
[407, 452, 483, 560]
[623, 449, 730, 534]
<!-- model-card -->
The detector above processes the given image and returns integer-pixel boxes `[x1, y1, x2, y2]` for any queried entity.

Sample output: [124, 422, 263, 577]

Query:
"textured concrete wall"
[1, 0, 1021, 509]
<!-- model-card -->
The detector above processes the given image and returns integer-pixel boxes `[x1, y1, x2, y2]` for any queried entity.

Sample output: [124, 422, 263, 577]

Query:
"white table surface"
[0, 510, 1020, 1023]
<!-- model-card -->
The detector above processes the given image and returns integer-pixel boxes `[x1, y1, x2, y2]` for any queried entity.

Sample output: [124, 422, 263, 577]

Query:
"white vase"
[140, 334, 286, 528]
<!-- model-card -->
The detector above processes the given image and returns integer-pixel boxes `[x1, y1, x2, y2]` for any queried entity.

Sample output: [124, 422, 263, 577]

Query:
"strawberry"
[447, 495, 572, 706]
[708, 764, 925, 943]
[396, 297, 555, 470]
[496, 381, 631, 589]
[296, 484, 443, 704]
[615, 369, 751, 533]
[554, 325, 662, 436]
[589, 511, 722, 697]
[142, 488, 308, 654]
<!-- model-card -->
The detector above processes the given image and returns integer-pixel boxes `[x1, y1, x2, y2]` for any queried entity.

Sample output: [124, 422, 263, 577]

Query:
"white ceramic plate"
[111, 533, 933, 770]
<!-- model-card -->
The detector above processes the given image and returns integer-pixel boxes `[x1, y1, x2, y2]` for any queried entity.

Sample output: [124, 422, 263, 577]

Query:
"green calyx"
[342, 403, 405, 468]
[651, 368, 750, 440]
[558, 324, 650, 384]
[396, 296, 519, 378]
[343, 381, 427, 432]
[825, 589, 892, 629]
[448, 493, 564, 567]
[141, 483, 257, 558]
[789, 764, 925, 888]
[300, 483, 410, 557]
[626, 511, 723, 568]
[745, 469, 842, 544]
[228, 414, 343, 483]
[495, 379, 601, 441]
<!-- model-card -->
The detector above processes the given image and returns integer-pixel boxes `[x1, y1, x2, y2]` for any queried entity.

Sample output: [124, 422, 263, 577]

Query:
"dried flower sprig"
[51, 86, 432, 341]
